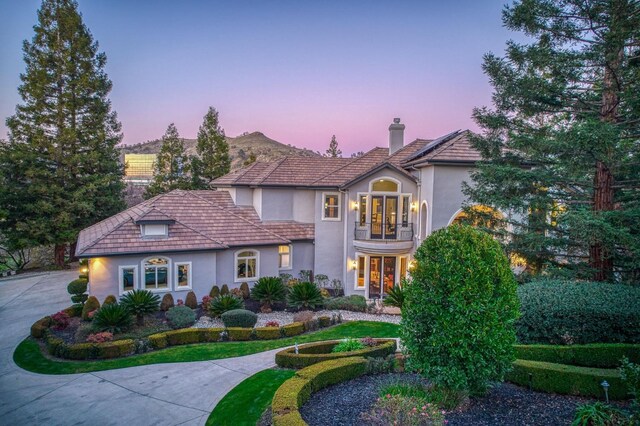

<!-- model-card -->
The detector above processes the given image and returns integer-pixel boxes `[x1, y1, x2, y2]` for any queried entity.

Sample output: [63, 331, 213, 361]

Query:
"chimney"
[389, 118, 405, 155]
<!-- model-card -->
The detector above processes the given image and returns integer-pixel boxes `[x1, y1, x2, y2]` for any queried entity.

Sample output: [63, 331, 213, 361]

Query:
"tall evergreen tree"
[324, 135, 342, 158]
[1, 0, 124, 267]
[144, 124, 192, 198]
[464, 0, 640, 282]
[192, 107, 230, 188]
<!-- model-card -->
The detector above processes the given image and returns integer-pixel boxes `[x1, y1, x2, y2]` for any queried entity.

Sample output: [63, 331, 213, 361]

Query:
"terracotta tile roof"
[76, 190, 314, 257]
[403, 130, 481, 165]
[134, 208, 175, 224]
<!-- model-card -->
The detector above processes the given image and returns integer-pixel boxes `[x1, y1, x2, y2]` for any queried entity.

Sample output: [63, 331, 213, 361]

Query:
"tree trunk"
[69, 241, 78, 263]
[54, 243, 66, 268]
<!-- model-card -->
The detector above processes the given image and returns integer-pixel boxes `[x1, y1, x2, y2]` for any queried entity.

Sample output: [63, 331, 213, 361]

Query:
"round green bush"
[251, 276, 287, 309]
[209, 294, 244, 317]
[401, 225, 519, 394]
[103, 295, 117, 305]
[82, 295, 100, 320]
[287, 282, 324, 310]
[166, 305, 196, 329]
[221, 309, 258, 328]
[67, 278, 88, 295]
[92, 304, 132, 333]
[517, 280, 640, 344]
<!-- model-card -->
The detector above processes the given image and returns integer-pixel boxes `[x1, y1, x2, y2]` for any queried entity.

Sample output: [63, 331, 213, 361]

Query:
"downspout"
[340, 188, 349, 294]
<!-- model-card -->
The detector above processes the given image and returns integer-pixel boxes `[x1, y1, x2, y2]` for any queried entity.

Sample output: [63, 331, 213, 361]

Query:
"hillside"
[120, 131, 319, 169]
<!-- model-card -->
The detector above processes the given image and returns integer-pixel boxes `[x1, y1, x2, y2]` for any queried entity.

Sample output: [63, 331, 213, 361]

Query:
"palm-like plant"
[92, 303, 132, 333]
[383, 284, 406, 309]
[209, 294, 244, 317]
[119, 289, 160, 326]
[287, 282, 323, 310]
[251, 277, 286, 310]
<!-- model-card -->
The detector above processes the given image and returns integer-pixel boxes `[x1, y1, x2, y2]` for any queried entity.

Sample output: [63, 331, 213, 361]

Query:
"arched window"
[371, 178, 399, 192]
[235, 250, 259, 281]
[143, 257, 170, 290]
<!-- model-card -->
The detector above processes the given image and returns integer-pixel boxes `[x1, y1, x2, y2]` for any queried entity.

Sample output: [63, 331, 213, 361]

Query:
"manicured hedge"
[255, 326, 282, 340]
[283, 322, 305, 337]
[31, 316, 52, 338]
[228, 327, 253, 341]
[149, 328, 224, 349]
[275, 339, 397, 369]
[506, 359, 627, 400]
[317, 316, 331, 328]
[514, 343, 640, 368]
[272, 357, 368, 426]
[517, 280, 640, 344]
[44, 334, 135, 360]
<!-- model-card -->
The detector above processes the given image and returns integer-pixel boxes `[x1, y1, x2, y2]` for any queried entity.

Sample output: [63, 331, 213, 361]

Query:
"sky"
[0, 0, 517, 155]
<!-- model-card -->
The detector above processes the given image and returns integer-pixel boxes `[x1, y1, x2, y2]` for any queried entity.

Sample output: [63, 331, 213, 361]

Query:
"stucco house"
[77, 119, 481, 301]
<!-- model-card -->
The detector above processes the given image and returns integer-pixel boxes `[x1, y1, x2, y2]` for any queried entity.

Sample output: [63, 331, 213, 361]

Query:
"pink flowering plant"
[86, 332, 114, 343]
[51, 311, 70, 330]
[201, 295, 212, 310]
[176, 299, 184, 306]
[264, 320, 280, 327]
[360, 336, 378, 347]
[360, 394, 446, 426]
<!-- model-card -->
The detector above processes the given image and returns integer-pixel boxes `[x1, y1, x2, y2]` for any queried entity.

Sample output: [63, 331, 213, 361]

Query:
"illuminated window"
[357, 256, 366, 288]
[322, 192, 341, 220]
[119, 265, 137, 294]
[143, 257, 169, 290]
[278, 245, 291, 270]
[359, 195, 367, 226]
[371, 179, 398, 192]
[175, 262, 192, 290]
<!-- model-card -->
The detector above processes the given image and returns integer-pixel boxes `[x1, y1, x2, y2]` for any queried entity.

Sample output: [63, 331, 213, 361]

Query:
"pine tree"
[192, 107, 230, 188]
[1, 0, 124, 267]
[324, 135, 342, 158]
[464, 0, 640, 282]
[144, 124, 192, 198]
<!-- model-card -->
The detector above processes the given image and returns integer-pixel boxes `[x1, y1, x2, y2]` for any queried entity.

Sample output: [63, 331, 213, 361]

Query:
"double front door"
[371, 196, 398, 239]
[368, 256, 396, 299]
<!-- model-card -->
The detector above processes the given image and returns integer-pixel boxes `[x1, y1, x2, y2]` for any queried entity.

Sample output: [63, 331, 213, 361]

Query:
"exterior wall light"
[411, 202, 417, 212]
[352, 201, 359, 210]
[351, 260, 358, 270]
[80, 267, 88, 273]
[408, 260, 417, 270]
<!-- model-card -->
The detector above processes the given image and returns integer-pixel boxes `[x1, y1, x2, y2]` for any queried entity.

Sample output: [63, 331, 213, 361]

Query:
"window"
[322, 192, 341, 220]
[359, 195, 367, 226]
[400, 257, 407, 282]
[143, 224, 167, 237]
[278, 245, 292, 270]
[235, 250, 258, 281]
[371, 179, 399, 192]
[119, 265, 137, 294]
[143, 257, 170, 290]
[356, 255, 366, 288]
[174, 262, 192, 290]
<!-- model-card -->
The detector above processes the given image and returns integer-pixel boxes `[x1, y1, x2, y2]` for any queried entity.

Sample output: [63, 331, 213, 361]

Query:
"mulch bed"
[300, 373, 623, 426]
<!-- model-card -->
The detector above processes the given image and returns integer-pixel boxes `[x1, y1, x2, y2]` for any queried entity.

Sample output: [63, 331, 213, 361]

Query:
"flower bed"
[275, 339, 397, 369]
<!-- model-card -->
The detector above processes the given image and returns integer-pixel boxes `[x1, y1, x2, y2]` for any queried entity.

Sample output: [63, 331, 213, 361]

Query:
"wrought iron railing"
[354, 222, 414, 241]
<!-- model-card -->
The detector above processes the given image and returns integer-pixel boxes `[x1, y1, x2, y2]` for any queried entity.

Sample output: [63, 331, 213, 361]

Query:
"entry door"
[369, 257, 382, 298]
[371, 196, 384, 239]
[385, 197, 398, 239]
[370, 196, 398, 239]
[383, 257, 396, 295]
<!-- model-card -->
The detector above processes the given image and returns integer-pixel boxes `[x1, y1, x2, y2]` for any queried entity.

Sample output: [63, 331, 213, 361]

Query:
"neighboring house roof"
[76, 190, 313, 257]
[403, 130, 481, 165]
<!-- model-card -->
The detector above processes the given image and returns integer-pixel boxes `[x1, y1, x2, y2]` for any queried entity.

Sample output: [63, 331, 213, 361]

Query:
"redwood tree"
[464, 0, 640, 282]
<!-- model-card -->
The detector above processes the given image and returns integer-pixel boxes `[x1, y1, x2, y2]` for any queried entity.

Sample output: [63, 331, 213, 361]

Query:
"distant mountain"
[120, 131, 319, 169]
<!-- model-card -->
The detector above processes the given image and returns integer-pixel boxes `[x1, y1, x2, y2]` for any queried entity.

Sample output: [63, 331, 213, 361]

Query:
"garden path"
[0, 270, 280, 426]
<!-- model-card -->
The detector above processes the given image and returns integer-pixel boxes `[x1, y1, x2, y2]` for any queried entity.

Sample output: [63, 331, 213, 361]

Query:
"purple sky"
[0, 1, 515, 155]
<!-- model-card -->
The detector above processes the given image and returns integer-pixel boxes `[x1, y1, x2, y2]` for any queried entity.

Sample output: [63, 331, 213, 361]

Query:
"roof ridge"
[309, 154, 365, 185]
[427, 131, 466, 159]
[257, 157, 288, 185]
[232, 161, 265, 184]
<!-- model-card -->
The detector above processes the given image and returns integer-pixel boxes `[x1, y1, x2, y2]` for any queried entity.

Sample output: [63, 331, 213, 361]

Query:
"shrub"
[103, 295, 117, 305]
[166, 305, 196, 329]
[318, 316, 331, 328]
[251, 276, 287, 310]
[275, 340, 397, 369]
[177, 298, 184, 306]
[120, 289, 160, 326]
[283, 322, 305, 337]
[86, 332, 113, 343]
[51, 311, 70, 330]
[255, 326, 282, 340]
[220, 284, 229, 295]
[620, 357, 640, 400]
[148, 332, 168, 349]
[366, 355, 397, 375]
[97, 339, 135, 359]
[402, 225, 520, 395]
[287, 282, 324, 310]
[383, 283, 406, 309]
[239, 282, 250, 299]
[185, 291, 197, 309]
[332, 338, 365, 353]
[165, 328, 201, 345]
[221, 309, 258, 328]
[92, 304, 132, 333]
[361, 337, 378, 347]
[65, 304, 83, 317]
[360, 394, 445, 426]
[201, 295, 212, 310]
[227, 327, 253, 341]
[160, 293, 174, 311]
[230, 288, 243, 298]
[82, 296, 100, 320]
[572, 402, 625, 426]
[209, 285, 220, 298]
[67, 278, 88, 305]
[31, 316, 52, 338]
[517, 280, 640, 344]
[209, 294, 244, 317]
[265, 320, 280, 327]
[324, 295, 367, 312]
[514, 343, 640, 368]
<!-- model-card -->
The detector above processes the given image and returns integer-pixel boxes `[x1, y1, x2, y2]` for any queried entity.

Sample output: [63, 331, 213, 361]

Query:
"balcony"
[354, 222, 414, 241]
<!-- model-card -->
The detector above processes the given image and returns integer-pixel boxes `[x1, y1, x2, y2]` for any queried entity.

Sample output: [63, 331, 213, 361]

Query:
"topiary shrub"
[92, 303, 132, 333]
[283, 322, 305, 337]
[255, 326, 282, 340]
[120, 289, 160, 326]
[209, 294, 244, 317]
[251, 276, 287, 311]
[103, 295, 117, 305]
[209, 285, 220, 298]
[239, 282, 250, 299]
[166, 305, 196, 329]
[324, 295, 367, 312]
[517, 280, 640, 344]
[221, 309, 258, 328]
[185, 291, 197, 309]
[401, 225, 520, 395]
[67, 278, 88, 305]
[287, 282, 324, 310]
[220, 284, 229, 295]
[227, 327, 253, 341]
[160, 293, 174, 311]
[82, 296, 100, 320]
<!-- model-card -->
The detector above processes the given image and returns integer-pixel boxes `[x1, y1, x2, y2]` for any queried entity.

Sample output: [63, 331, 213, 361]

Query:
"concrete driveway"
[0, 271, 279, 426]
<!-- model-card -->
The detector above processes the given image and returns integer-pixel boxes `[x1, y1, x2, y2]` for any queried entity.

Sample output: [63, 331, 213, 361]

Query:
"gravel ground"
[193, 310, 400, 328]
[300, 373, 618, 426]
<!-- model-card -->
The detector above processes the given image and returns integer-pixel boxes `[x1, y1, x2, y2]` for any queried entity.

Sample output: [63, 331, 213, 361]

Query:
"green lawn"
[14, 321, 399, 375]
[207, 368, 295, 426]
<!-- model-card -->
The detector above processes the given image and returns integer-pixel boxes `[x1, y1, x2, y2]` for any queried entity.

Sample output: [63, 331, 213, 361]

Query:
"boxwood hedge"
[275, 339, 397, 369]
[514, 343, 640, 368]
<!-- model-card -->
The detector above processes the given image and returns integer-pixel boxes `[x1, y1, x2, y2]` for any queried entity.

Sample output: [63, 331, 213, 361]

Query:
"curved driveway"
[0, 271, 279, 426]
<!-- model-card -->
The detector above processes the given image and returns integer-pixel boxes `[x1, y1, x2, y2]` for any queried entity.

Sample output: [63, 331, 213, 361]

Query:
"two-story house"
[77, 119, 481, 301]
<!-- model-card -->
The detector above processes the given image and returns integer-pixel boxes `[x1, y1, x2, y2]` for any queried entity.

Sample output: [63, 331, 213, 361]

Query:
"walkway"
[0, 271, 279, 426]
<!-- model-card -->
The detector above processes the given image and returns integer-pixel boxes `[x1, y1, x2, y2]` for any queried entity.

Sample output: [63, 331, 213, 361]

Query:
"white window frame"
[174, 261, 192, 291]
[141, 256, 172, 292]
[141, 224, 168, 238]
[321, 192, 342, 221]
[235, 249, 259, 282]
[354, 253, 367, 290]
[278, 245, 292, 270]
[368, 176, 402, 193]
[118, 265, 138, 295]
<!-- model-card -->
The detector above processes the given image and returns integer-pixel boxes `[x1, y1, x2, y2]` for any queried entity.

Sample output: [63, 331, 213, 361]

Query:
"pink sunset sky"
[0, 1, 517, 155]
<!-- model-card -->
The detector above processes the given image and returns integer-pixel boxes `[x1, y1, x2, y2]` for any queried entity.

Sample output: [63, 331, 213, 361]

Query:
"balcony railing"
[354, 222, 414, 241]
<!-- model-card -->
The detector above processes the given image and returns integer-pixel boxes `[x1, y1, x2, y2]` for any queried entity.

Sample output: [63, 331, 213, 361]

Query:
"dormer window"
[135, 208, 175, 239]
[142, 224, 168, 237]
